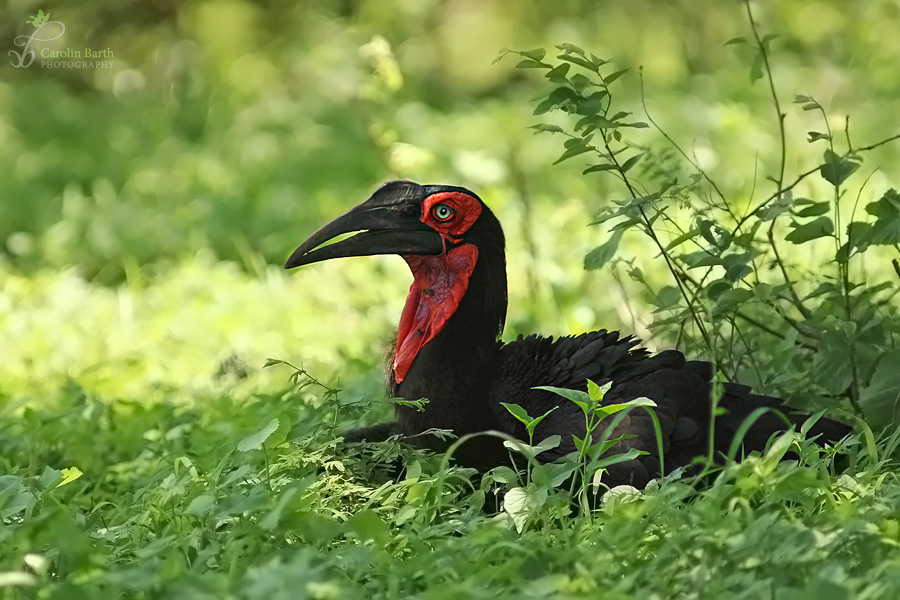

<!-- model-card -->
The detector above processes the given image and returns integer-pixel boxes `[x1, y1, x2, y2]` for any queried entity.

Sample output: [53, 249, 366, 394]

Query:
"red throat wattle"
[394, 244, 479, 383]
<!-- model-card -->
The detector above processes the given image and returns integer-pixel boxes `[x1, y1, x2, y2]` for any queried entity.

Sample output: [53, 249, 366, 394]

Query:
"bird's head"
[285, 180, 505, 383]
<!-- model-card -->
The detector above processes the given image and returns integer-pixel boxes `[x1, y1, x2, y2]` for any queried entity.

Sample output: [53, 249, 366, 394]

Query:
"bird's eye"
[432, 203, 455, 221]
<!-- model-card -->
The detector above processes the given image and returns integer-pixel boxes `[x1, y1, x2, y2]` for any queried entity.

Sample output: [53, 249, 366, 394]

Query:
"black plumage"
[287, 180, 850, 488]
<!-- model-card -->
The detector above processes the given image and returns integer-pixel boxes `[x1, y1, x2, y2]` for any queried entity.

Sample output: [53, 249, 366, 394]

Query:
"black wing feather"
[491, 332, 849, 489]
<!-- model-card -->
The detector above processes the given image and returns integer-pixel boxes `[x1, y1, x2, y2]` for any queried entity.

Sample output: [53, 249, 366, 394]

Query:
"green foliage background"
[2, 0, 900, 597]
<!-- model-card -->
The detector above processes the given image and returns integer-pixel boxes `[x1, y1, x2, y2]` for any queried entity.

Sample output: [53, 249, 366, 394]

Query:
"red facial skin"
[393, 192, 483, 383]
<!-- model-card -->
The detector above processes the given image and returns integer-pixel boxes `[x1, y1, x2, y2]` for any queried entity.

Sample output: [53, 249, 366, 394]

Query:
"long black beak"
[284, 202, 444, 269]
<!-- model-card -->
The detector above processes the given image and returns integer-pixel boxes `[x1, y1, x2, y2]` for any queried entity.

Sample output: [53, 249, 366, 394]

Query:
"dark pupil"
[436, 205, 451, 219]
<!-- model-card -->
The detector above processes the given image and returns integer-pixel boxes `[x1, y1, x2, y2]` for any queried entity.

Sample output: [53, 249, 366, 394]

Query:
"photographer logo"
[10, 10, 114, 69]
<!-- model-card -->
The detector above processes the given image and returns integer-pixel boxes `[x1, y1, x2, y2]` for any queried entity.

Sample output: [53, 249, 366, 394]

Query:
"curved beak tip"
[284, 247, 311, 269]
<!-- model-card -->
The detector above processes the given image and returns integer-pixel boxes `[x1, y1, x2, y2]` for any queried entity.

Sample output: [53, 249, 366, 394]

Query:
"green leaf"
[491, 48, 511, 65]
[706, 279, 732, 300]
[503, 487, 531, 533]
[682, 251, 724, 268]
[57, 467, 83, 488]
[717, 288, 755, 306]
[583, 163, 617, 174]
[503, 439, 537, 459]
[540, 461, 580, 487]
[516, 59, 548, 69]
[843, 222, 872, 258]
[598, 397, 657, 417]
[346, 510, 391, 544]
[589, 53, 608, 68]
[546, 63, 571, 83]
[529, 123, 564, 134]
[488, 465, 519, 484]
[532, 98, 556, 115]
[505, 435, 560, 460]
[725, 37, 747, 46]
[758, 193, 793, 221]
[534, 385, 590, 412]
[558, 54, 599, 72]
[268, 414, 292, 447]
[699, 220, 717, 247]
[665, 228, 699, 251]
[750, 52, 764, 83]
[795, 201, 831, 217]
[521, 48, 546, 61]
[592, 447, 643, 471]
[587, 379, 612, 403]
[653, 285, 682, 309]
[260, 481, 310, 531]
[237, 418, 280, 452]
[185, 494, 215, 516]
[0, 481, 35, 519]
[785, 217, 834, 244]
[603, 68, 630, 85]
[807, 131, 830, 143]
[527, 406, 559, 434]
[534, 434, 561, 454]
[866, 189, 900, 244]
[38, 466, 63, 489]
[553, 145, 592, 165]
[860, 350, 900, 424]
[819, 149, 860, 186]
[569, 73, 593, 90]
[500, 402, 532, 426]
[753, 283, 774, 301]
[620, 153, 643, 173]
[556, 43, 587, 56]
[725, 264, 753, 282]
[584, 229, 624, 271]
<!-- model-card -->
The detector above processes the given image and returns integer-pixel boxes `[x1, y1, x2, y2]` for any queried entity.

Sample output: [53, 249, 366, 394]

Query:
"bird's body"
[287, 180, 849, 488]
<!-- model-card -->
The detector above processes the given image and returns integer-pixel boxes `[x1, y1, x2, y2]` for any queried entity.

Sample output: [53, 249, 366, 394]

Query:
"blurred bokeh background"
[2, 0, 899, 403]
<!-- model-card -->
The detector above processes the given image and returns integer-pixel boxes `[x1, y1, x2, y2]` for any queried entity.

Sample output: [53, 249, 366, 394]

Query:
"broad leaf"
[521, 48, 546, 61]
[860, 350, 900, 424]
[346, 510, 391, 544]
[587, 379, 612, 403]
[584, 229, 624, 271]
[185, 494, 215, 516]
[237, 418, 280, 452]
[529, 124, 564, 134]
[866, 189, 900, 244]
[795, 200, 830, 217]
[604, 68, 630, 85]
[503, 487, 531, 533]
[500, 402, 532, 426]
[819, 149, 860, 186]
[535, 385, 590, 412]
[598, 397, 657, 417]
[786, 217, 834, 244]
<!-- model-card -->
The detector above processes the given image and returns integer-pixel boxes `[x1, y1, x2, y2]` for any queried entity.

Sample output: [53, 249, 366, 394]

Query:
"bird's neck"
[393, 242, 507, 432]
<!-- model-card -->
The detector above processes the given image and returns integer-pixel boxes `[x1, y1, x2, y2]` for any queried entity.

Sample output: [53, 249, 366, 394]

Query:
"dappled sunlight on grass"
[0, 256, 393, 400]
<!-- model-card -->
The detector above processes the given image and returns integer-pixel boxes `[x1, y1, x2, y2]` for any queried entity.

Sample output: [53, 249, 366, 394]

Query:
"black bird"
[285, 180, 849, 488]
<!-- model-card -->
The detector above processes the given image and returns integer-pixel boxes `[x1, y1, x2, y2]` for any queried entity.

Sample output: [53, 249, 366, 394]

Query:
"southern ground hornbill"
[285, 180, 850, 488]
